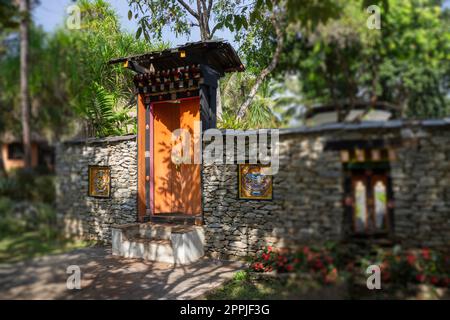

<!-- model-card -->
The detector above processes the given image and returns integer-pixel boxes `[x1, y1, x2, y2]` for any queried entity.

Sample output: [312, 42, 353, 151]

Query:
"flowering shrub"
[250, 245, 450, 288]
[251, 245, 342, 284]
[370, 247, 450, 288]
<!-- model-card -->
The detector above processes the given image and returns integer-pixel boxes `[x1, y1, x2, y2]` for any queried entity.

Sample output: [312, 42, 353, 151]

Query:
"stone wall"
[55, 121, 450, 253]
[390, 127, 450, 248]
[55, 135, 137, 242]
[202, 123, 450, 259]
[202, 134, 343, 259]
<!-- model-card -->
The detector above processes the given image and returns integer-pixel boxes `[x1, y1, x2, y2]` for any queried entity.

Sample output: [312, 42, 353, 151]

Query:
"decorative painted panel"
[239, 164, 273, 200]
[88, 166, 111, 198]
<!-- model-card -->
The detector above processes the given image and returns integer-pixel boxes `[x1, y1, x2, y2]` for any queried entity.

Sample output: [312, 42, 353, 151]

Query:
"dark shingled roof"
[303, 101, 400, 119]
[109, 40, 244, 75]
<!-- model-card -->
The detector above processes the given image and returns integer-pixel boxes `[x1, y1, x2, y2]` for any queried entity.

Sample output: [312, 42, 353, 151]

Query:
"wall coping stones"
[60, 134, 137, 145]
[278, 119, 450, 136]
[202, 119, 450, 138]
[59, 119, 450, 146]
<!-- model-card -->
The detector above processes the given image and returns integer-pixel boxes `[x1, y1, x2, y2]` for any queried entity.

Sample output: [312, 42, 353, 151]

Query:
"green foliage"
[0, 170, 55, 203]
[251, 245, 342, 285]
[0, 188, 90, 263]
[218, 73, 281, 129]
[359, 246, 450, 287]
[0, 0, 19, 55]
[127, 0, 338, 126]
[278, 0, 450, 120]
[249, 244, 450, 289]
[0, 196, 55, 236]
[84, 83, 134, 137]
[0, 0, 167, 138]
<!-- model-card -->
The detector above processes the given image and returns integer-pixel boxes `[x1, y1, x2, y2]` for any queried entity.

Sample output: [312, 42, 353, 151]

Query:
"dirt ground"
[0, 246, 244, 300]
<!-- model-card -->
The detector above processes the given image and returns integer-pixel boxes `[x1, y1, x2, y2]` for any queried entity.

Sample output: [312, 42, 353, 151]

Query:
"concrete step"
[150, 215, 200, 225]
[111, 223, 205, 265]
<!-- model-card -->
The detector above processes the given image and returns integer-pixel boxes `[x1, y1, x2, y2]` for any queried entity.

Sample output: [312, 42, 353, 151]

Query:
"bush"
[0, 197, 58, 239]
[0, 169, 55, 203]
[251, 245, 343, 284]
[250, 244, 450, 288]
[360, 246, 450, 288]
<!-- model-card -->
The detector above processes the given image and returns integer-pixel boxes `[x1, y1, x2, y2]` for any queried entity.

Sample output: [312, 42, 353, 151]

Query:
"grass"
[205, 270, 449, 300]
[0, 231, 93, 264]
[0, 191, 93, 264]
[205, 270, 348, 300]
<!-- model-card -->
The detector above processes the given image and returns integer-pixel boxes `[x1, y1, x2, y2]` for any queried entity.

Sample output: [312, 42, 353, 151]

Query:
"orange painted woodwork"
[153, 101, 178, 213]
[0, 143, 39, 172]
[179, 99, 201, 215]
[137, 95, 146, 221]
[153, 98, 201, 215]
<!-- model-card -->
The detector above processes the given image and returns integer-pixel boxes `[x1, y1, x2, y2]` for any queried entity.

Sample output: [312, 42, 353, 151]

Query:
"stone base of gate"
[111, 223, 205, 265]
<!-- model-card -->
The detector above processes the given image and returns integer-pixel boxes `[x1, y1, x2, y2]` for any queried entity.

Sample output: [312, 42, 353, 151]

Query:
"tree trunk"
[216, 85, 222, 120]
[236, 12, 284, 120]
[19, 0, 32, 169]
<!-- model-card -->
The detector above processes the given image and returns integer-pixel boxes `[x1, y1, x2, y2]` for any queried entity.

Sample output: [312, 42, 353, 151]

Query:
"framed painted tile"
[239, 164, 273, 200]
[88, 165, 111, 198]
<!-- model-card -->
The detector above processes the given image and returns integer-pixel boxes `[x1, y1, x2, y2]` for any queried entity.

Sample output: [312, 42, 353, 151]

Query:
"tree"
[19, 0, 32, 168]
[127, 0, 337, 123]
[218, 72, 280, 129]
[0, 0, 19, 55]
[0, 0, 167, 139]
[277, 0, 450, 120]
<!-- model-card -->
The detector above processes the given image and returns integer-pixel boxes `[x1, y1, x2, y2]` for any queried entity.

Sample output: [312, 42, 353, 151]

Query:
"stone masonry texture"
[56, 135, 137, 242]
[55, 123, 450, 256]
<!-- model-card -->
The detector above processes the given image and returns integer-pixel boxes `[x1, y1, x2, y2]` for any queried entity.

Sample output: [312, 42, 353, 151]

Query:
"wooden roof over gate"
[108, 40, 244, 75]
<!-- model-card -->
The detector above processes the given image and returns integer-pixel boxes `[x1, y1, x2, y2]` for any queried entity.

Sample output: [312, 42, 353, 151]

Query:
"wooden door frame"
[370, 174, 390, 232]
[344, 165, 393, 237]
[137, 95, 202, 222]
[351, 174, 371, 233]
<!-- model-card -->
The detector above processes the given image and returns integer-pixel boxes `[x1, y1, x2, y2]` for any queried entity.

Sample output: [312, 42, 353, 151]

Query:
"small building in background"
[304, 101, 399, 127]
[0, 131, 54, 173]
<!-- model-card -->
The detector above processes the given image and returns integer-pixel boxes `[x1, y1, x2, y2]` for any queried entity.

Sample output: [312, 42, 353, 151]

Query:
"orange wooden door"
[152, 98, 201, 215]
[153, 102, 179, 214]
[179, 98, 201, 215]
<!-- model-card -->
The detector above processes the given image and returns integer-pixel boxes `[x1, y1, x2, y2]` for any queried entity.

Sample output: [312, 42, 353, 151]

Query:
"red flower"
[430, 276, 439, 285]
[445, 278, 450, 287]
[422, 248, 431, 260]
[346, 262, 355, 272]
[382, 271, 391, 282]
[293, 258, 300, 264]
[416, 274, 426, 283]
[314, 258, 324, 270]
[381, 260, 390, 270]
[325, 255, 333, 264]
[286, 264, 294, 272]
[264, 266, 273, 272]
[407, 254, 416, 266]
[303, 246, 310, 255]
[267, 246, 273, 252]
[325, 268, 338, 284]
[262, 253, 269, 261]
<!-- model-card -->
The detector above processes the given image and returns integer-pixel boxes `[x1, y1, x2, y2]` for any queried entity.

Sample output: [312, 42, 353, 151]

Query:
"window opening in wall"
[342, 148, 394, 238]
[7, 143, 24, 160]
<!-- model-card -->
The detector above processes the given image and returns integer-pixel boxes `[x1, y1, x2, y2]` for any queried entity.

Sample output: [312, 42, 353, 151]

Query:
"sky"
[34, 0, 450, 44]
[33, 0, 235, 47]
